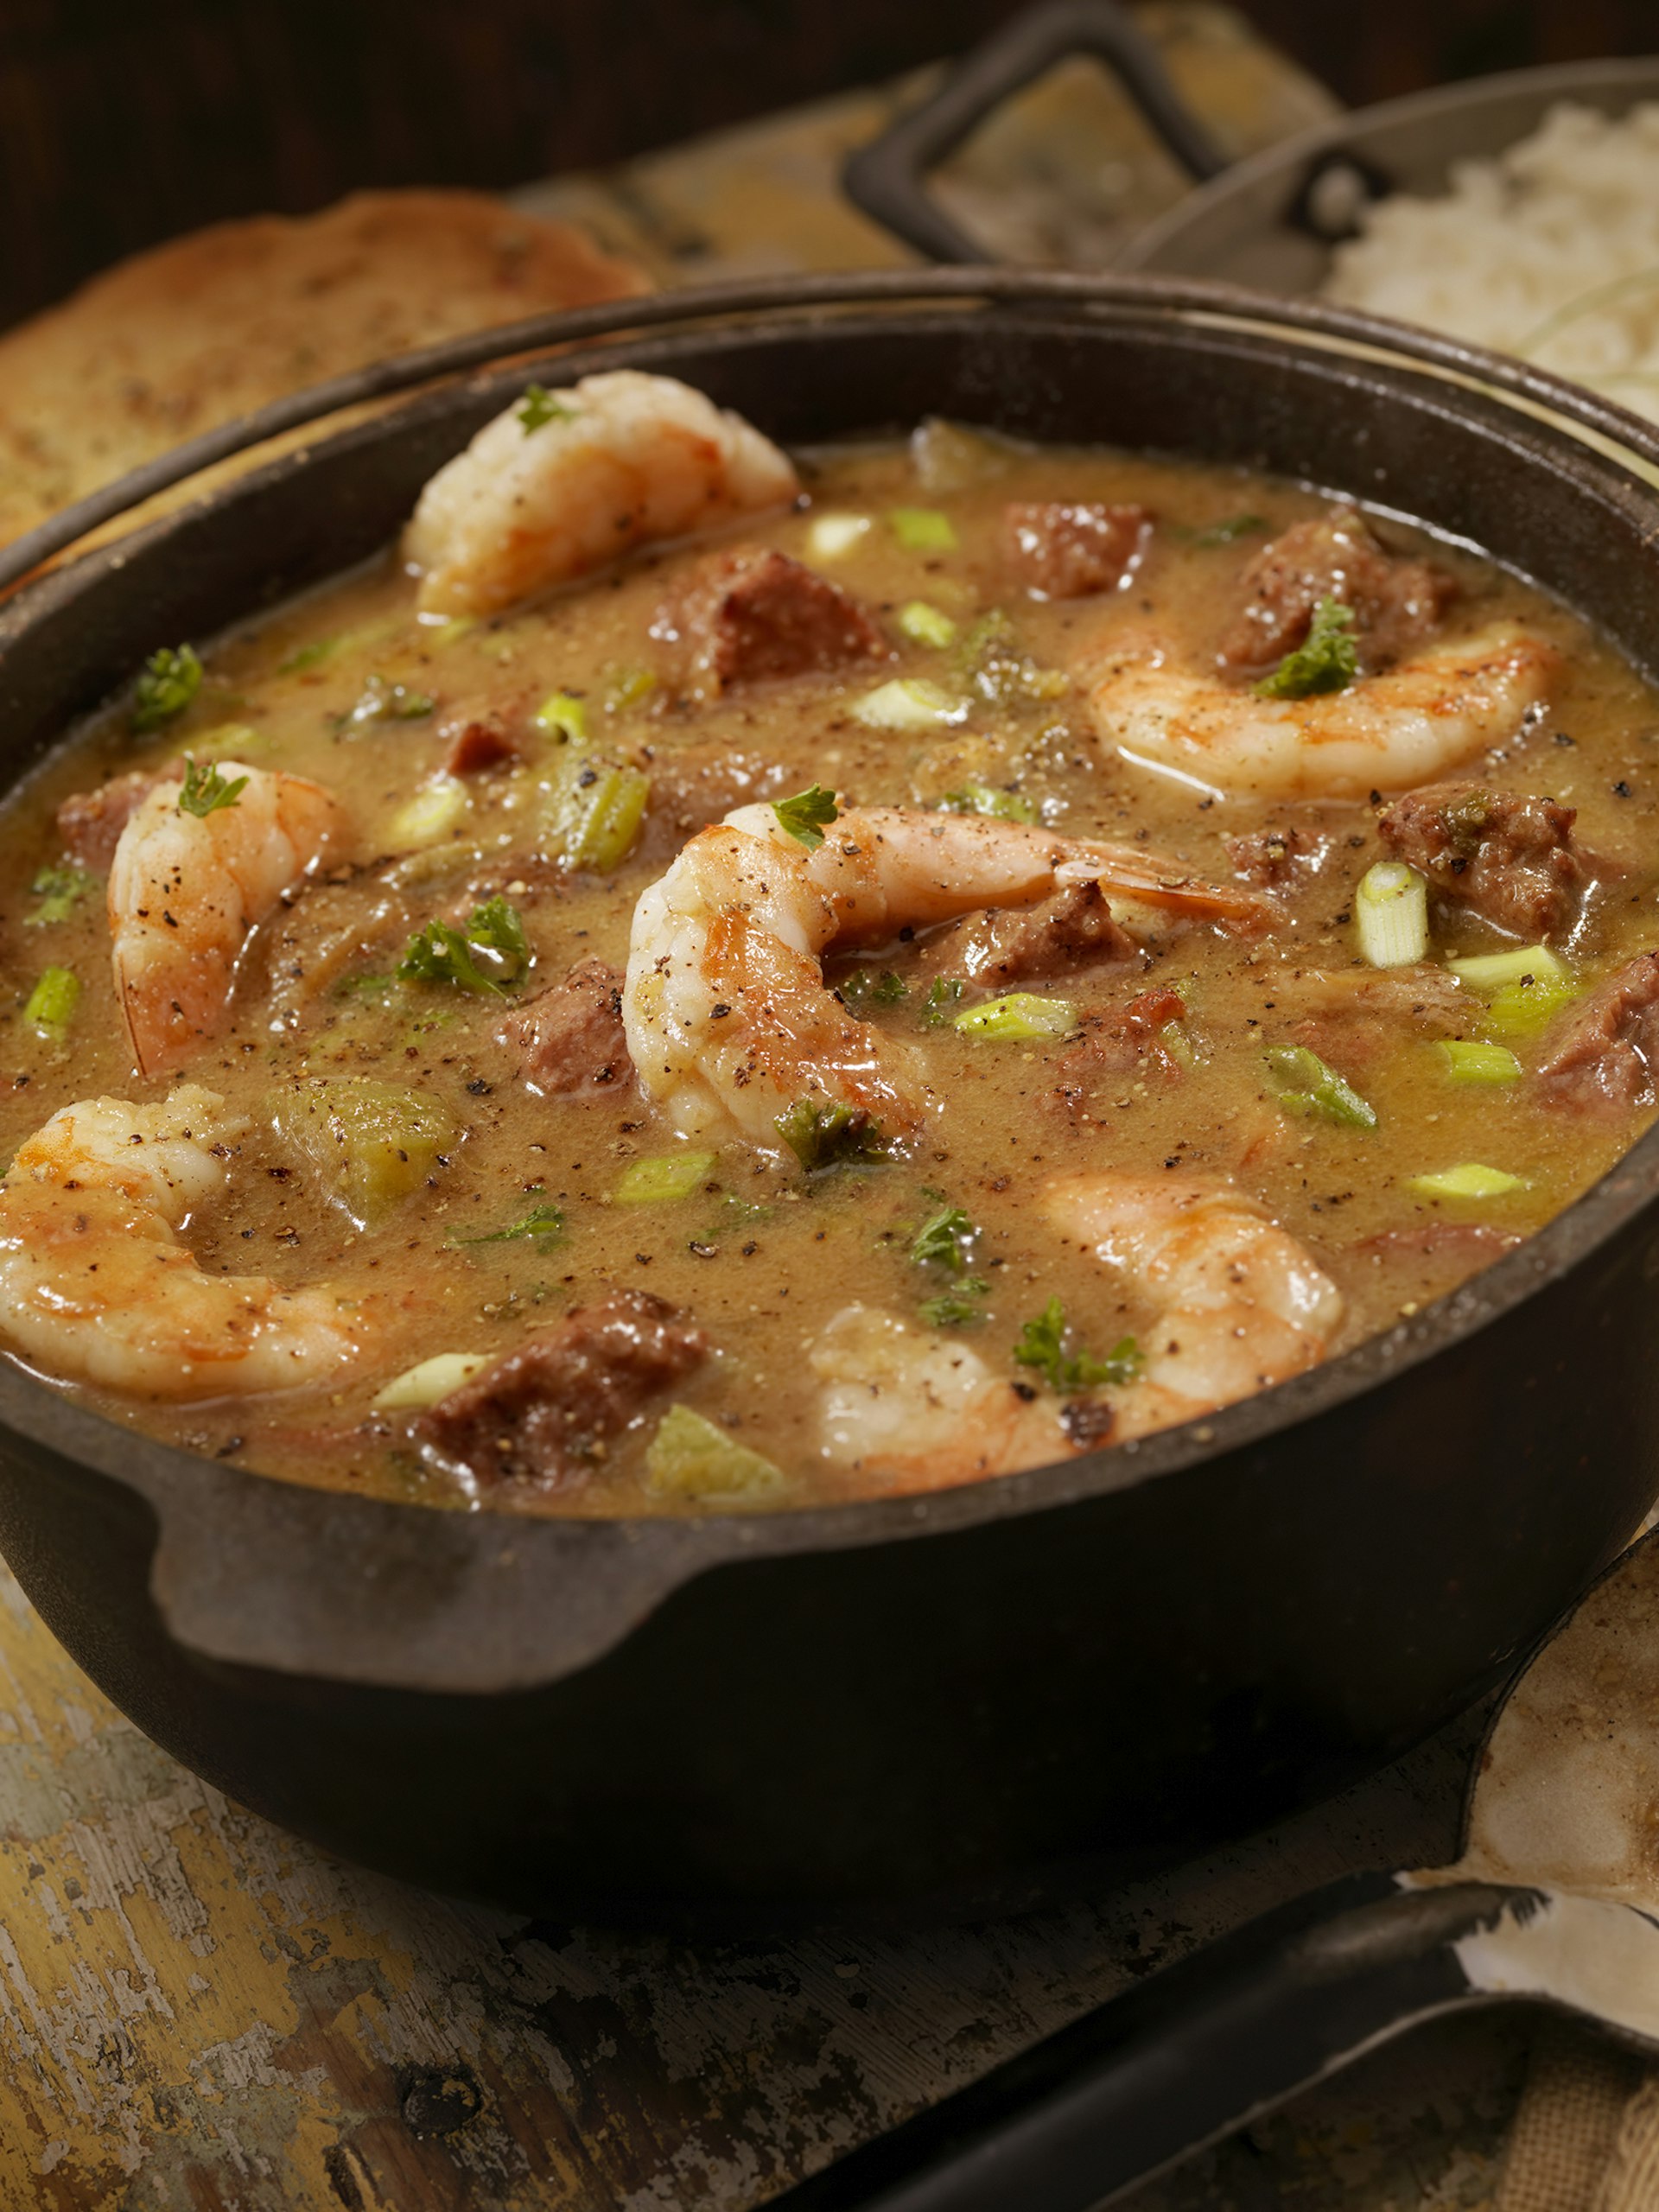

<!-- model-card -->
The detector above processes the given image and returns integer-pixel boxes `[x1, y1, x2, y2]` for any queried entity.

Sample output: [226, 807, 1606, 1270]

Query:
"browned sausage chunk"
[1049, 985, 1188, 1117]
[638, 744, 793, 860]
[416, 1290, 709, 1494]
[1377, 782, 1584, 938]
[914, 881, 1137, 986]
[495, 957, 630, 1096]
[1002, 502, 1150, 599]
[1536, 950, 1659, 1113]
[1225, 823, 1322, 889]
[55, 768, 168, 870]
[1217, 507, 1457, 678]
[441, 713, 523, 778]
[651, 548, 887, 694]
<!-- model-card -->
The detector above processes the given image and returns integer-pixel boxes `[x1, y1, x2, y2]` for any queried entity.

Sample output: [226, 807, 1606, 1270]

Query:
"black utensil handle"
[843, 0, 1230, 264]
[768, 1873, 1535, 2212]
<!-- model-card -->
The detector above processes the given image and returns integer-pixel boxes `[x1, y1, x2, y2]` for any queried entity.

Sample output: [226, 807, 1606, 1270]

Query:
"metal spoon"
[772, 1529, 1659, 2212]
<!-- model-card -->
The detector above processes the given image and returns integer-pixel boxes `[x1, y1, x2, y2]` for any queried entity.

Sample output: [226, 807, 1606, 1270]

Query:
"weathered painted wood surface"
[0, 14, 1531, 2205]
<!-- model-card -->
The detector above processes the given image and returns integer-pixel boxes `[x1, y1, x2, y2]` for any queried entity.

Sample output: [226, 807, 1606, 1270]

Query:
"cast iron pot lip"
[1119, 54, 1659, 278]
[4, 266, 1659, 1605]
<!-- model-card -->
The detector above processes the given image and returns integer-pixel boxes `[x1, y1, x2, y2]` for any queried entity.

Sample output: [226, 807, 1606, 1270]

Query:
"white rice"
[1322, 101, 1659, 423]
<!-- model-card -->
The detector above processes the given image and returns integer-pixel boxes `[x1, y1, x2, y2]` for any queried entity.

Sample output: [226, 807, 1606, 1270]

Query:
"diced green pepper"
[23, 966, 79, 1041]
[645, 1404, 789, 1503]
[1266, 1044, 1377, 1130]
[615, 1152, 718, 1204]
[269, 1077, 458, 1230]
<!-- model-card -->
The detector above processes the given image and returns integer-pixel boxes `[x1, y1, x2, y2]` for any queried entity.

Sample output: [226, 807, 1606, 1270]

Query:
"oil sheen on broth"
[1, 378, 1655, 1517]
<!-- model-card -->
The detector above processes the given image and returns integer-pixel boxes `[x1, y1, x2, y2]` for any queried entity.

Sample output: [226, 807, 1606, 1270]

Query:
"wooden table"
[0, 13, 1535, 2205]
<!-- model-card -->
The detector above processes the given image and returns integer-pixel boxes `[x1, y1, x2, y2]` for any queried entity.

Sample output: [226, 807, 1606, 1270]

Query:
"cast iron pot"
[2, 270, 1659, 1927]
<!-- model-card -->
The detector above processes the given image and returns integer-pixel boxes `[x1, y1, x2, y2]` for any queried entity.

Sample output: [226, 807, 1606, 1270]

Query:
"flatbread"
[0, 188, 647, 549]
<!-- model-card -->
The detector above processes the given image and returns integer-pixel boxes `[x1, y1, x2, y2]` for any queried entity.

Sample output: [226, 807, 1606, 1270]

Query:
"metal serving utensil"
[772, 1529, 1659, 2211]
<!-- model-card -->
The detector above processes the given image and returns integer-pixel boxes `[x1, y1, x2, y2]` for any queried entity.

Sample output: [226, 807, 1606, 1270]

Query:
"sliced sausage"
[1217, 506, 1457, 679]
[651, 548, 887, 695]
[416, 1290, 709, 1494]
[914, 881, 1137, 987]
[1536, 950, 1659, 1113]
[1002, 502, 1150, 600]
[1377, 782, 1584, 939]
[495, 957, 631, 1096]
[1049, 985, 1189, 1117]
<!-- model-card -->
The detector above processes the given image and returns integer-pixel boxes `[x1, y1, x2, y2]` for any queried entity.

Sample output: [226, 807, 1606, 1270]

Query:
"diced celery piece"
[910, 417, 1014, 493]
[888, 506, 959, 552]
[24, 966, 79, 1041]
[853, 677, 965, 730]
[554, 762, 651, 871]
[1484, 974, 1580, 1039]
[1266, 1044, 1377, 1130]
[269, 1077, 458, 1230]
[386, 776, 467, 849]
[1355, 861, 1428, 969]
[1447, 944, 1571, 991]
[954, 992, 1077, 1042]
[645, 1404, 788, 1503]
[897, 600, 957, 648]
[604, 665, 658, 714]
[1436, 1040, 1522, 1085]
[535, 690, 588, 744]
[805, 512, 871, 561]
[615, 1152, 717, 1204]
[373, 1352, 489, 1410]
[1409, 1162, 1529, 1199]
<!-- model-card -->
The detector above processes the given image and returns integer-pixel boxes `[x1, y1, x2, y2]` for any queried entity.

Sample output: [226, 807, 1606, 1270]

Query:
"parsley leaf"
[1013, 1297, 1144, 1392]
[775, 1099, 890, 1172]
[1191, 512, 1267, 547]
[840, 969, 907, 1009]
[919, 1281, 990, 1327]
[772, 785, 839, 852]
[517, 383, 575, 434]
[921, 977, 965, 1027]
[398, 895, 530, 995]
[451, 1191, 566, 1250]
[26, 865, 99, 925]
[131, 644, 202, 732]
[178, 756, 248, 817]
[339, 673, 435, 728]
[911, 1204, 976, 1272]
[1254, 596, 1357, 700]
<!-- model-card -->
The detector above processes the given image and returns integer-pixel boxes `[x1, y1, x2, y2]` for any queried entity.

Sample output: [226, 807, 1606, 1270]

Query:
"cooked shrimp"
[1084, 622, 1558, 798]
[109, 762, 350, 1078]
[404, 369, 800, 619]
[1042, 1173, 1343, 1440]
[0, 1088, 368, 1400]
[810, 1306, 1071, 1492]
[624, 801, 1273, 1146]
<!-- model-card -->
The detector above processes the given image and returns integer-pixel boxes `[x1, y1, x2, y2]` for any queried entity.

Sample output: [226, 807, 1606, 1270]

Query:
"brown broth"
[3, 432, 1656, 1514]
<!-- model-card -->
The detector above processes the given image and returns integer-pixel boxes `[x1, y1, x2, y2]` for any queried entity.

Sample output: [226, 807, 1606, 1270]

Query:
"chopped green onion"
[939, 780, 1038, 824]
[603, 664, 658, 715]
[398, 896, 530, 995]
[451, 1193, 566, 1249]
[386, 776, 467, 849]
[772, 784, 838, 851]
[805, 512, 872, 561]
[1409, 1163, 1529, 1199]
[897, 600, 958, 648]
[23, 965, 79, 1041]
[775, 1099, 890, 1172]
[839, 969, 906, 1008]
[645, 1405, 788, 1503]
[921, 977, 965, 1027]
[373, 1352, 489, 1410]
[26, 865, 98, 926]
[852, 677, 965, 730]
[177, 757, 248, 817]
[1266, 1043, 1377, 1129]
[131, 643, 202, 732]
[1355, 861, 1429, 969]
[534, 690, 588, 744]
[1447, 944, 1572, 991]
[1013, 1297, 1144, 1392]
[919, 1282, 990, 1327]
[517, 383, 575, 434]
[1254, 596, 1357, 700]
[954, 992, 1077, 1042]
[1192, 512, 1267, 547]
[888, 506, 958, 552]
[1436, 1040, 1522, 1085]
[552, 762, 651, 871]
[615, 1152, 718, 1204]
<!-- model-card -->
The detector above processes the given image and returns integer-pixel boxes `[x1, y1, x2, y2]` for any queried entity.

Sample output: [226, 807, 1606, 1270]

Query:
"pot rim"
[6, 267, 1659, 1690]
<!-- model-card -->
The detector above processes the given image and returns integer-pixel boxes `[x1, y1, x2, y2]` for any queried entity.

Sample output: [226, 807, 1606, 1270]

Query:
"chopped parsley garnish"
[26, 864, 98, 925]
[398, 895, 530, 995]
[178, 756, 248, 817]
[131, 644, 202, 732]
[1266, 1043, 1377, 1130]
[1192, 512, 1267, 547]
[940, 781, 1038, 824]
[452, 1192, 566, 1249]
[772, 784, 839, 851]
[911, 1204, 976, 1272]
[775, 1098, 890, 1173]
[1254, 596, 1357, 700]
[279, 636, 341, 675]
[340, 674, 435, 728]
[919, 1284, 990, 1327]
[1014, 1298, 1144, 1393]
[517, 383, 575, 434]
[920, 977, 965, 1027]
[840, 969, 907, 1009]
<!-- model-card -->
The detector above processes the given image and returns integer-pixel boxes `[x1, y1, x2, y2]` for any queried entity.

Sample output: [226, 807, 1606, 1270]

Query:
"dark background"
[2, 0, 1653, 331]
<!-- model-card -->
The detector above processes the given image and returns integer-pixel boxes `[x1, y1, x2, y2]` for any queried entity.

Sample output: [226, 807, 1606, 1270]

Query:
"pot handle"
[843, 0, 1229, 265]
[765, 1873, 1535, 2211]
